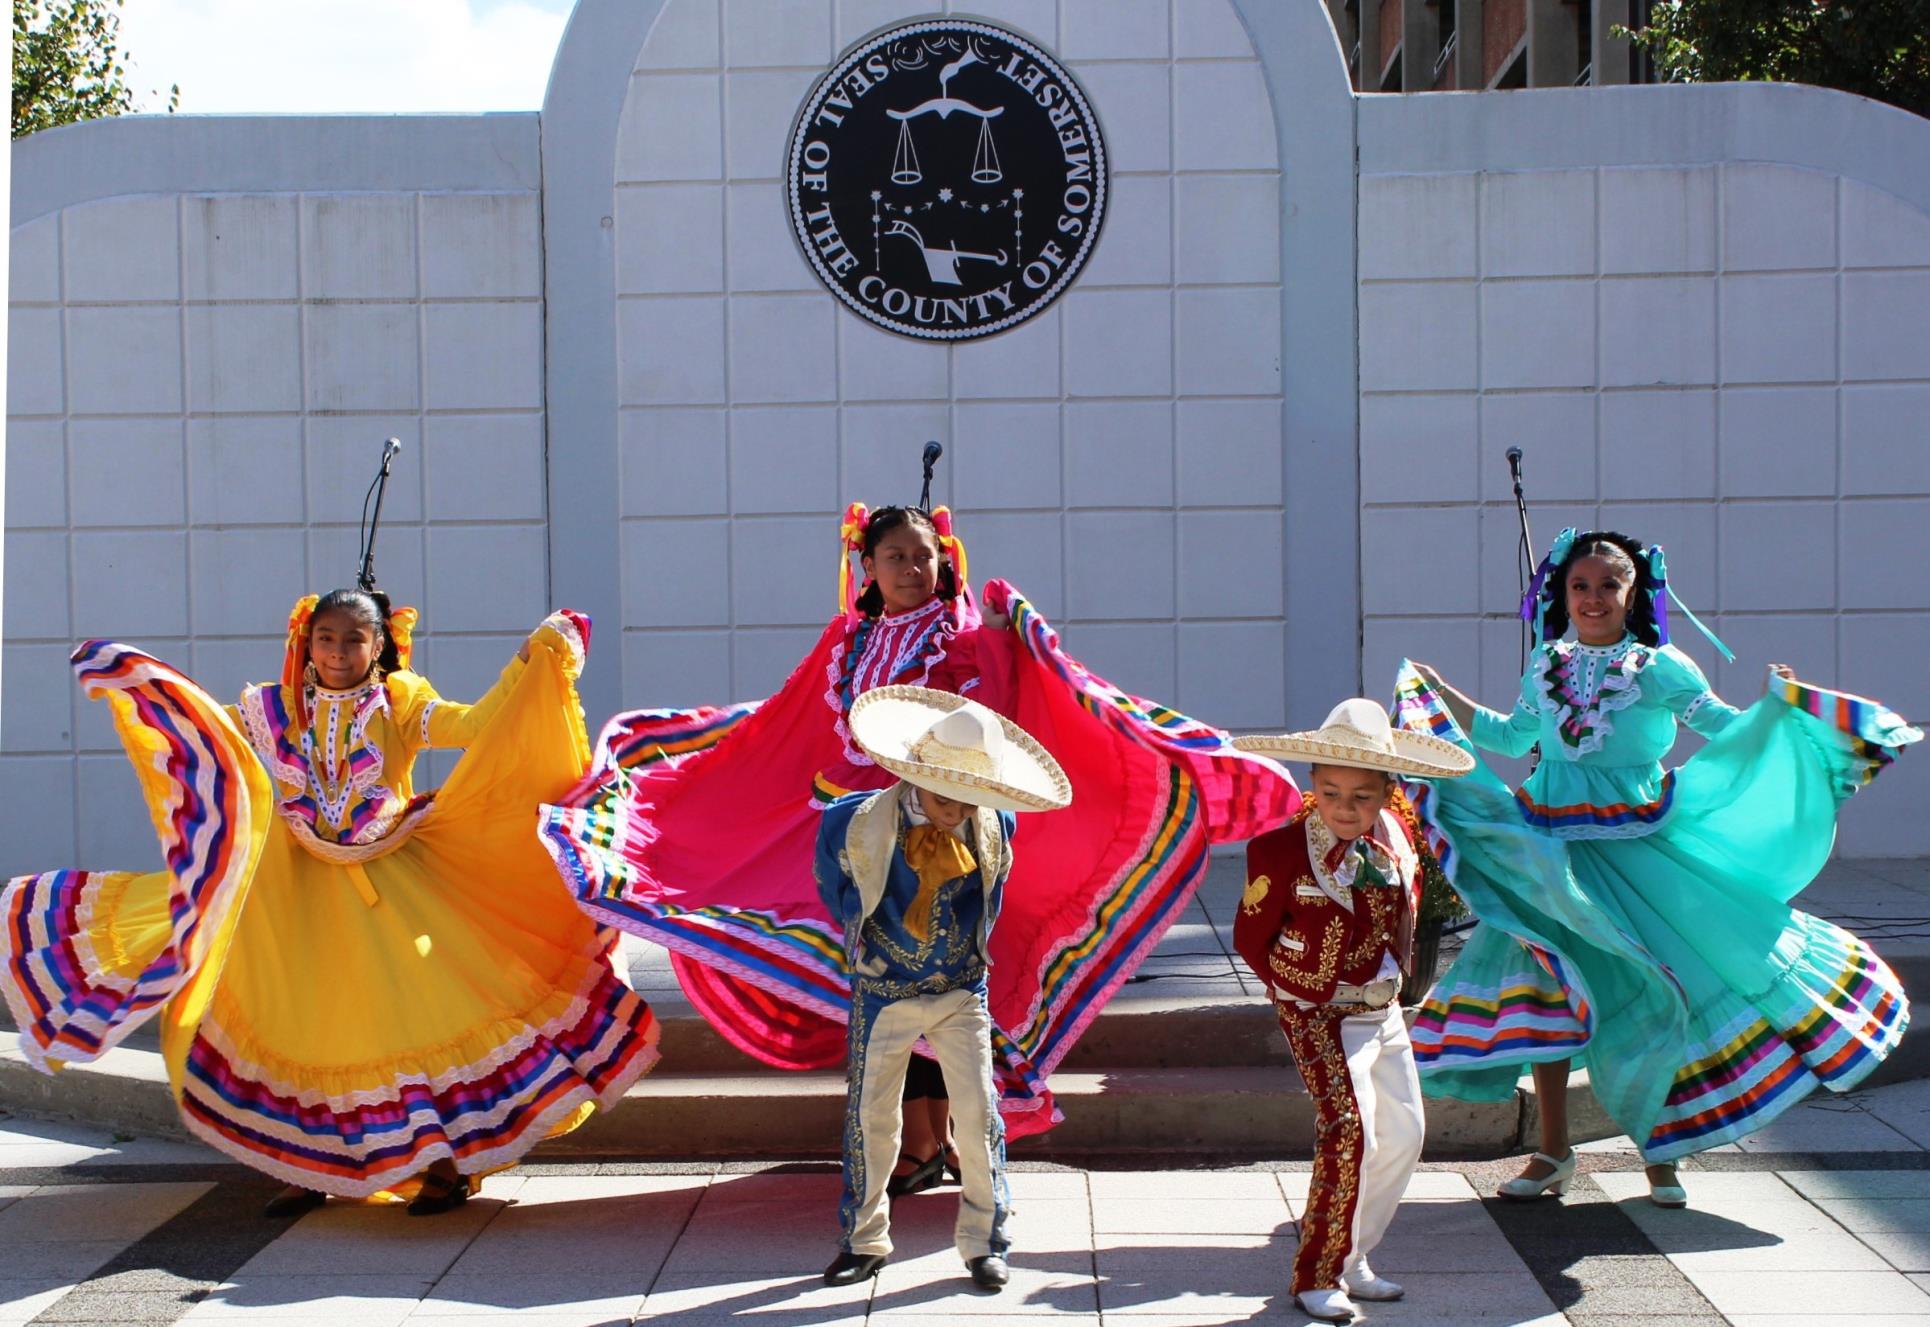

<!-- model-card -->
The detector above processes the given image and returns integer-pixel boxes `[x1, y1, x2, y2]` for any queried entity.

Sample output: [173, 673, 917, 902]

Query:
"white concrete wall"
[3, 118, 546, 872]
[1357, 86, 1930, 856]
[603, 0, 1289, 724]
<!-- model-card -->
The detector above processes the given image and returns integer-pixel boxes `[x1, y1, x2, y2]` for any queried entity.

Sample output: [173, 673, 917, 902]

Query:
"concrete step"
[0, 1031, 1613, 1162]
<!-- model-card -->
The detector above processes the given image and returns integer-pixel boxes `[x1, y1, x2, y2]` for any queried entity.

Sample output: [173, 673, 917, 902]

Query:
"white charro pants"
[840, 982, 1010, 1261]
[1277, 1000, 1426, 1293]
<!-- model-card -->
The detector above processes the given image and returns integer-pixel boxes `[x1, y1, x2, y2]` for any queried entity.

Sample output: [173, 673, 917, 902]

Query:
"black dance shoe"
[823, 1251, 887, 1286]
[968, 1254, 1010, 1290]
[406, 1172, 471, 1216]
[262, 1186, 326, 1219]
[886, 1151, 945, 1198]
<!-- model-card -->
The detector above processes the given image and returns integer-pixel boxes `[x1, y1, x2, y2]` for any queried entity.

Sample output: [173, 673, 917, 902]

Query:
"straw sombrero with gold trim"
[848, 685, 1072, 812]
[1233, 698, 1474, 779]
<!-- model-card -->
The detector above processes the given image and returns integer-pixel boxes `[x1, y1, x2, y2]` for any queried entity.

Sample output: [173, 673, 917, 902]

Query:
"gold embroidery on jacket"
[1269, 913, 1348, 997]
[1241, 873, 1271, 916]
[1341, 885, 1403, 975]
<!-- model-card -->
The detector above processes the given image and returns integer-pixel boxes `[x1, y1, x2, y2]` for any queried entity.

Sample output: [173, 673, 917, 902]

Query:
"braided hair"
[1538, 530, 1661, 647]
[311, 587, 404, 678]
[854, 505, 960, 617]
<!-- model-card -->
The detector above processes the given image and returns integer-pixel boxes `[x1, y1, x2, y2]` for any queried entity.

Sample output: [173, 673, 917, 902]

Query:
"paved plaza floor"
[1, 1077, 1928, 1326]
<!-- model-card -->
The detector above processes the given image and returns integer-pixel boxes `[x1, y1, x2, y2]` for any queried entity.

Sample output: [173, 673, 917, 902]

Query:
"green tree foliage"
[1626, 0, 1930, 119]
[13, 0, 177, 138]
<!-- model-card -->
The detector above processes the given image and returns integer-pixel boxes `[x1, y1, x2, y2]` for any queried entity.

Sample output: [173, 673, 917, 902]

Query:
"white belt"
[1327, 978, 1400, 1010]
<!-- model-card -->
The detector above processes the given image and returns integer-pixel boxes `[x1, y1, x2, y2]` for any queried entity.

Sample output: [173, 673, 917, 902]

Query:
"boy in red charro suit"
[1231, 700, 1472, 1324]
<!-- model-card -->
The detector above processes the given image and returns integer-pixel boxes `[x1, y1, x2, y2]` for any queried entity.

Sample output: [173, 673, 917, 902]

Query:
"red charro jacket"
[1232, 804, 1421, 1005]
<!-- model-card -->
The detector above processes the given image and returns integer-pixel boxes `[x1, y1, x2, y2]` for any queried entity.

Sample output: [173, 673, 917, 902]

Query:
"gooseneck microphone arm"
[919, 440, 943, 511]
[356, 437, 403, 592]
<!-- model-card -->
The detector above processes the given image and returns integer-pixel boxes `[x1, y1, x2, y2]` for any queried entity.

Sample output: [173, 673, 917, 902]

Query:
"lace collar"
[1535, 635, 1654, 759]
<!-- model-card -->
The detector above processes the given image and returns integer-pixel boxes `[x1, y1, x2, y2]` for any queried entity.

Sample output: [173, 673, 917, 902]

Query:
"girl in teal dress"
[1401, 529, 1918, 1207]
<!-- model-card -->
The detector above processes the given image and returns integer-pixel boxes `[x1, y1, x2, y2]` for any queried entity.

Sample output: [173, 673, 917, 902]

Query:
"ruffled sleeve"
[1650, 645, 1742, 739]
[390, 611, 590, 751]
[1470, 662, 1541, 758]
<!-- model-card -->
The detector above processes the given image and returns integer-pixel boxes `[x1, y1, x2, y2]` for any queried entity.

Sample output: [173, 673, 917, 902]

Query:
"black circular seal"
[786, 18, 1108, 341]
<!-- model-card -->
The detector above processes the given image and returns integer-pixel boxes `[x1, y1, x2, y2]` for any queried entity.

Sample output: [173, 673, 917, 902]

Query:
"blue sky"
[117, 0, 581, 114]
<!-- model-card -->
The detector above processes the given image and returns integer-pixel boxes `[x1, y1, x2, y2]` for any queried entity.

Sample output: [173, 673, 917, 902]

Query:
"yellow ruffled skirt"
[4, 629, 659, 1195]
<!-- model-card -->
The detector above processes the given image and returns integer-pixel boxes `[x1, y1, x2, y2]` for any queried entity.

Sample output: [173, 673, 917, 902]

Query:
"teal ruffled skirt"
[1394, 664, 1919, 1161]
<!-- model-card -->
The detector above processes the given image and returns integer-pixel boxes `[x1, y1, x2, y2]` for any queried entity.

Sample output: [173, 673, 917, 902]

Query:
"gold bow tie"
[903, 823, 977, 944]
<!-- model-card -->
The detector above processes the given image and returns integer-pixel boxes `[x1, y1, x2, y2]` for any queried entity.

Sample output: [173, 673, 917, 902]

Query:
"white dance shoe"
[1342, 1259, 1404, 1301]
[1496, 1149, 1576, 1199]
[1294, 1286, 1357, 1322]
[1648, 1167, 1688, 1208]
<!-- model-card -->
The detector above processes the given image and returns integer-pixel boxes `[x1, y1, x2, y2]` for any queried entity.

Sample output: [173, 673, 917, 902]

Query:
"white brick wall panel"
[300, 194, 417, 300]
[1172, 61, 1274, 171]
[617, 73, 724, 184]
[728, 294, 840, 404]
[1176, 287, 1281, 397]
[1061, 0, 1169, 59]
[1174, 399, 1281, 507]
[1066, 402, 1175, 508]
[3, 530, 72, 639]
[1480, 280, 1597, 391]
[423, 415, 549, 522]
[954, 510, 1066, 618]
[729, 406, 841, 515]
[302, 304, 422, 412]
[1841, 178, 1930, 269]
[182, 194, 299, 301]
[1718, 501, 1836, 613]
[425, 525, 551, 631]
[1080, 175, 1172, 288]
[622, 629, 732, 708]
[1177, 621, 1286, 729]
[1065, 622, 1176, 700]
[1481, 170, 1597, 279]
[189, 528, 310, 636]
[1359, 174, 1479, 281]
[724, 0, 833, 68]
[1599, 167, 1718, 276]
[1175, 174, 1281, 286]
[1066, 510, 1175, 619]
[1597, 277, 1717, 388]
[1, 642, 76, 754]
[1599, 390, 1717, 501]
[8, 307, 65, 416]
[622, 518, 731, 627]
[725, 183, 817, 295]
[619, 184, 727, 295]
[185, 304, 303, 413]
[1718, 273, 1837, 384]
[10, 215, 61, 303]
[62, 196, 180, 303]
[424, 301, 545, 410]
[66, 306, 183, 414]
[620, 408, 730, 517]
[1841, 385, 1930, 496]
[728, 516, 825, 628]
[1722, 164, 1838, 273]
[304, 417, 425, 524]
[1839, 500, 1930, 611]
[69, 530, 190, 640]
[618, 296, 728, 405]
[68, 418, 186, 527]
[733, 625, 828, 698]
[5, 419, 67, 528]
[837, 316, 951, 403]
[953, 402, 1063, 510]
[1359, 393, 1479, 506]
[419, 193, 543, 298]
[952, 307, 1063, 399]
[725, 70, 822, 181]
[1077, 63, 1172, 174]
[1178, 510, 1283, 618]
[1063, 288, 1174, 398]
[1841, 271, 1930, 383]
[1718, 387, 1839, 499]
[1358, 283, 1477, 392]
[186, 417, 306, 527]
[1477, 393, 1598, 503]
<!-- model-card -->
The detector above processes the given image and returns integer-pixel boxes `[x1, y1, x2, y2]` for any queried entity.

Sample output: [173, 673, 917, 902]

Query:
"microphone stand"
[357, 438, 402, 592]
[919, 440, 943, 511]
[1507, 447, 1534, 672]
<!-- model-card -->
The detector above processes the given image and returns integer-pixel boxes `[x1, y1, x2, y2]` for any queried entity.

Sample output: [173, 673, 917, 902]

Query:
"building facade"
[1329, 0, 1652, 92]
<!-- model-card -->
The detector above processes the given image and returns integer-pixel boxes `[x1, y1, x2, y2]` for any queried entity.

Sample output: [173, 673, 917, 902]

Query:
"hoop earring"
[302, 660, 321, 688]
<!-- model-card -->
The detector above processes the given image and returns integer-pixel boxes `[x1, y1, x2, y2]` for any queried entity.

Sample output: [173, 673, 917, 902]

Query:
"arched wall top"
[10, 113, 539, 226]
[1361, 82, 1930, 212]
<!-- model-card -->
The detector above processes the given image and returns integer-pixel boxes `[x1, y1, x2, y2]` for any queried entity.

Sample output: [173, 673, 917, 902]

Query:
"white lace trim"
[1533, 638, 1651, 762]
[419, 699, 440, 746]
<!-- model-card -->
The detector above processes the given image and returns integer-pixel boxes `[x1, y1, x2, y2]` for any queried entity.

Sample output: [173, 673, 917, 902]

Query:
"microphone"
[380, 436, 402, 470]
[923, 440, 943, 467]
[1506, 446, 1523, 478]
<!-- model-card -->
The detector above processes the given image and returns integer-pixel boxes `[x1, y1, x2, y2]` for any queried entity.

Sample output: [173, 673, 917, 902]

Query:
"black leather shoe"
[822, 1251, 887, 1286]
[886, 1152, 945, 1198]
[262, 1186, 326, 1219]
[407, 1173, 471, 1216]
[968, 1255, 1010, 1290]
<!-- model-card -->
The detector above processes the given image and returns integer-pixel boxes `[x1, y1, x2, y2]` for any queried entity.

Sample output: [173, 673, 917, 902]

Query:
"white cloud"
[116, 0, 576, 114]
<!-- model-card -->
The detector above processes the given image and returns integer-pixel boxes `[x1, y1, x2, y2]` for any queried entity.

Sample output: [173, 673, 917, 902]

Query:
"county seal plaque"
[785, 18, 1108, 341]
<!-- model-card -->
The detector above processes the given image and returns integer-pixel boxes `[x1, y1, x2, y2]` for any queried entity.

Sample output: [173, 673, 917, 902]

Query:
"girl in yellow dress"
[2, 588, 660, 1216]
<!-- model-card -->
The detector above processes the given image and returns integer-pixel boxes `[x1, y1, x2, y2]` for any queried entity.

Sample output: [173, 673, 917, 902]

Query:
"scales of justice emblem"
[785, 18, 1108, 341]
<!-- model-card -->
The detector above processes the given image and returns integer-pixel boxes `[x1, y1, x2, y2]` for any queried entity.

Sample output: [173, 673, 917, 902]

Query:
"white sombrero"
[1233, 698, 1475, 779]
[848, 685, 1072, 813]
